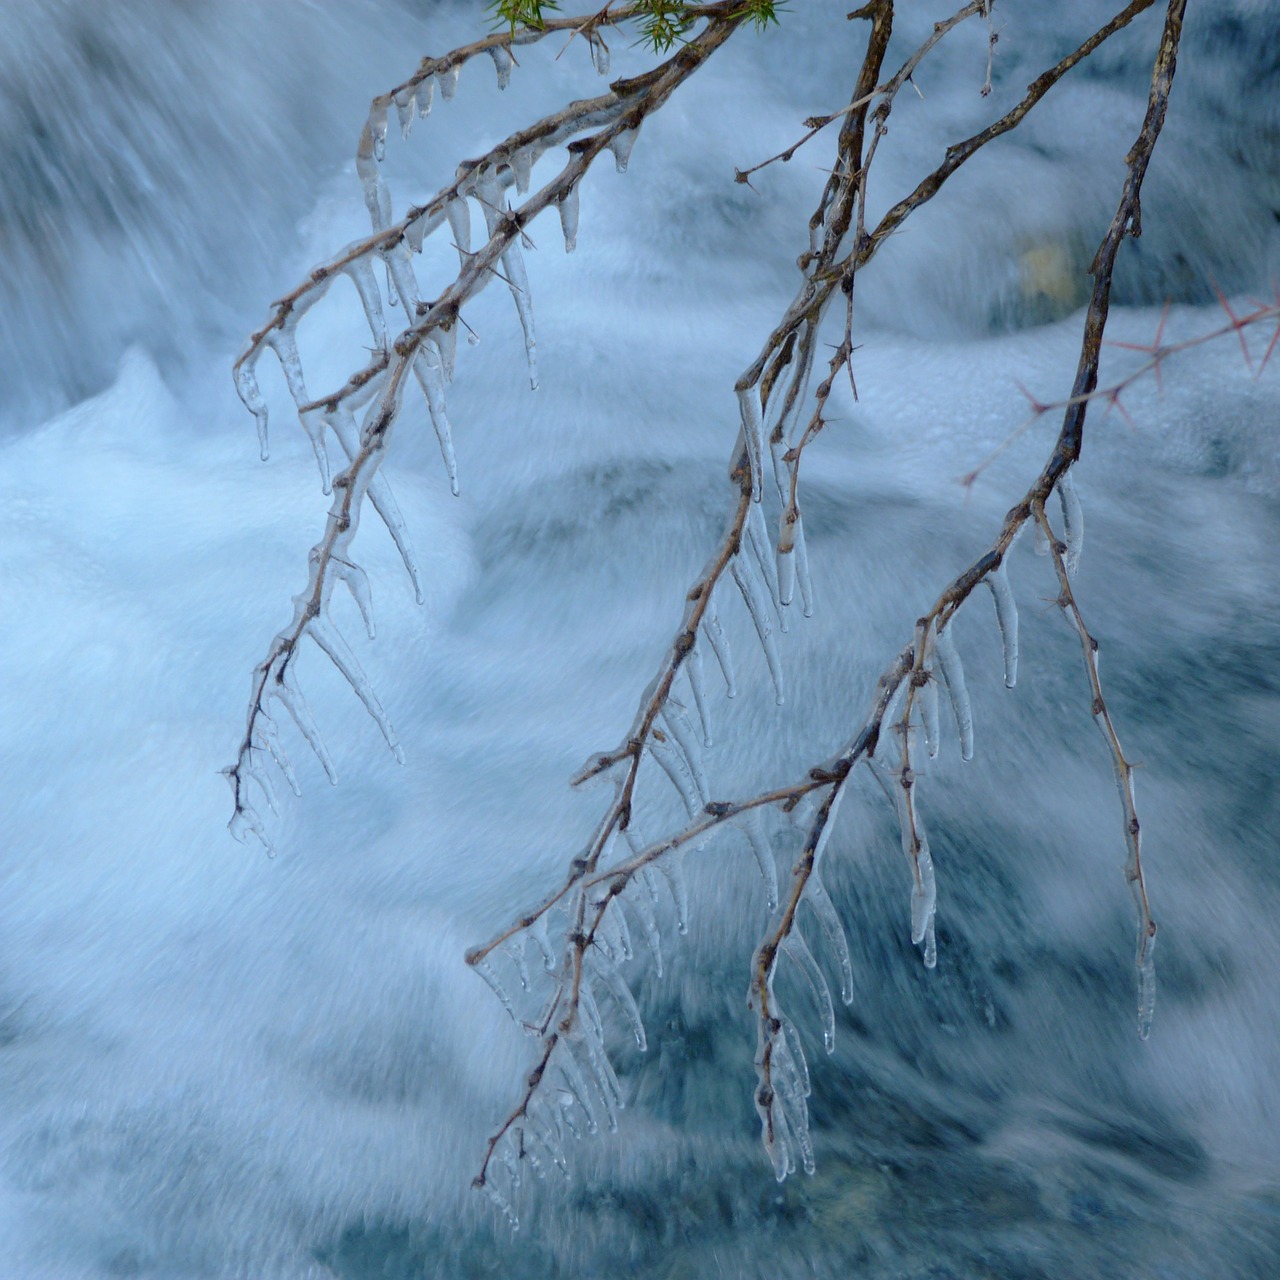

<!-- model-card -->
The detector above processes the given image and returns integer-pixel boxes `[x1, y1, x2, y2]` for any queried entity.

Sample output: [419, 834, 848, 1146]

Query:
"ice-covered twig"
[469, 0, 1189, 1196]
[230, 5, 749, 848]
[1034, 498, 1156, 1037]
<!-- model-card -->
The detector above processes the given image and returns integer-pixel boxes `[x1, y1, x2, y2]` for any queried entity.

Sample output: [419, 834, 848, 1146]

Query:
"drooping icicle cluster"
[227, 21, 663, 848]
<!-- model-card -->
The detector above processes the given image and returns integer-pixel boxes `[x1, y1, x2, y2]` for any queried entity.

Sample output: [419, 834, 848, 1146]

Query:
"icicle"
[369, 474, 423, 602]
[248, 757, 282, 813]
[500, 238, 539, 390]
[807, 779, 846, 872]
[445, 197, 471, 267]
[588, 33, 610, 76]
[611, 898, 633, 961]
[356, 125, 391, 232]
[297, 409, 333, 494]
[472, 168, 538, 388]
[683, 643, 713, 747]
[659, 704, 709, 803]
[577, 987, 623, 1117]
[730, 557, 785, 705]
[1137, 926, 1156, 1040]
[933, 620, 974, 761]
[234, 357, 271, 460]
[592, 954, 646, 1050]
[307, 618, 404, 763]
[920, 669, 941, 760]
[740, 811, 779, 912]
[271, 665, 337, 783]
[322, 404, 422, 604]
[1034, 517, 1050, 556]
[805, 873, 853, 1005]
[593, 899, 624, 964]
[382, 240, 419, 321]
[489, 44, 514, 89]
[566, 1029, 619, 1133]
[508, 147, 533, 196]
[507, 938, 530, 992]
[257, 712, 300, 796]
[780, 1018, 812, 1100]
[656, 854, 689, 935]
[557, 184, 579, 253]
[228, 801, 271, 852]
[394, 88, 415, 139]
[555, 1046, 599, 1136]
[436, 63, 460, 100]
[367, 100, 389, 162]
[482, 1179, 518, 1230]
[909, 840, 936, 948]
[783, 929, 835, 1054]
[433, 322, 458, 383]
[265, 326, 309, 408]
[736, 387, 766, 503]
[472, 956, 517, 1020]
[746, 500, 786, 630]
[704, 613, 736, 698]
[417, 76, 434, 118]
[403, 207, 431, 250]
[607, 126, 639, 174]
[771, 1030, 815, 1175]
[412, 345, 460, 496]
[625, 880, 663, 978]
[329, 556, 375, 639]
[921, 915, 937, 970]
[777, 522, 796, 608]
[499, 1141, 523, 1192]
[1058, 470, 1084, 577]
[342, 255, 388, 348]
[984, 561, 1019, 689]
[769, 436, 790, 507]
[793, 515, 814, 618]
[527, 911, 555, 972]
[648, 736, 700, 818]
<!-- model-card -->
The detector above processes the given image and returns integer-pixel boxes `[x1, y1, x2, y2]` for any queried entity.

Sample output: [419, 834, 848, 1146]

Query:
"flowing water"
[1, 2, 1279, 1276]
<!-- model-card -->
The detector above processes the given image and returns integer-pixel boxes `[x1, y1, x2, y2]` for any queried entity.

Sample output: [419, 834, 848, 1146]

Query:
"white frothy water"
[1, 2, 1279, 1276]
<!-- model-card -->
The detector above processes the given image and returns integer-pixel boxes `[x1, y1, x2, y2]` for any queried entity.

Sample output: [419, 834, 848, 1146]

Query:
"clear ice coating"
[736, 387, 766, 502]
[1137, 925, 1157, 1040]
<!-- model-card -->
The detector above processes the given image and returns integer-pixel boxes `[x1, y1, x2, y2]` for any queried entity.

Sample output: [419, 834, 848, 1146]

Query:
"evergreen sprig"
[486, 0, 782, 50]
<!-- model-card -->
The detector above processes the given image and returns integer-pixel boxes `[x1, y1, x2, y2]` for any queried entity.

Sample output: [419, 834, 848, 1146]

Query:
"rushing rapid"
[0, 2, 1278, 1277]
